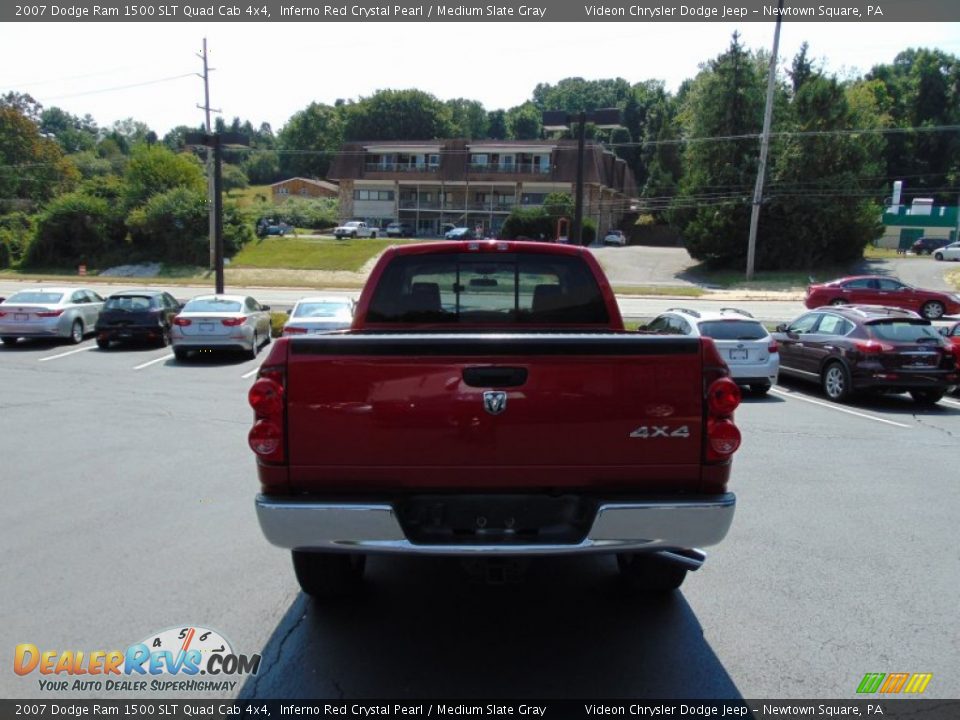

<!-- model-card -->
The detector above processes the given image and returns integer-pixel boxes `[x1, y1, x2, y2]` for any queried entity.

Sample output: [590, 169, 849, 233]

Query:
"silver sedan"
[0, 287, 105, 346]
[281, 295, 355, 336]
[170, 294, 272, 361]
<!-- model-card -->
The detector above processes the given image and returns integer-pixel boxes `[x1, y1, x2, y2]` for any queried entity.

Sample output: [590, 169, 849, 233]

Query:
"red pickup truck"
[248, 241, 742, 598]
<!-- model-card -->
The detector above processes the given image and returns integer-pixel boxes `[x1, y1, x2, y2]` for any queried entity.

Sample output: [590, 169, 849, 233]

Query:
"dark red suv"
[773, 305, 958, 405]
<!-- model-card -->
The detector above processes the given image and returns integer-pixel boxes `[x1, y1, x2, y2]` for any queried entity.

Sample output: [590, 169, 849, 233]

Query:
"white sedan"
[602, 230, 627, 246]
[0, 287, 104, 345]
[171, 294, 272, 361]
[282, 295, 355, 336]
[933, 242, 960, 261]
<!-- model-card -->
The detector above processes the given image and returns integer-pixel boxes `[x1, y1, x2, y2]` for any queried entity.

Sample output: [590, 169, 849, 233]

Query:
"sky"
[1, 21, 958, 136]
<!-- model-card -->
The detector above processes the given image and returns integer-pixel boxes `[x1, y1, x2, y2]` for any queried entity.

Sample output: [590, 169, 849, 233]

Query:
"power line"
[36, 73, 195, 101]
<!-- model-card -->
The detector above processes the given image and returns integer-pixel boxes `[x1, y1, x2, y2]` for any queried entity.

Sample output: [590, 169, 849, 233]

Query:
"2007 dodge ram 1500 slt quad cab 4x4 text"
[248, 240, 742, 599]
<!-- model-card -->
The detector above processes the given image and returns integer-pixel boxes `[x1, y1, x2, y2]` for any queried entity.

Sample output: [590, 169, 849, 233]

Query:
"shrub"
[25, 192, 125, 268]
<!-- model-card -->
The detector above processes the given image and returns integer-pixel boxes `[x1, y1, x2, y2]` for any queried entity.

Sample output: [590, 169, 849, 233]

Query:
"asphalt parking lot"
[1, 336, 958, 700]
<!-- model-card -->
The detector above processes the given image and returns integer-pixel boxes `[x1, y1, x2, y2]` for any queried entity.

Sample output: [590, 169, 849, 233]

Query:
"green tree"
[122, 144, 205, 210]
[487, 110, 508, 140]
[277, 102, 344, 179]
[343, 89, 455, 141]
[506, 103, 542, 140]
[39, 107, 98, 154]
[0, 106, 80, 208]
[126, 186, 208, 263]
[242, 150, 281, 184]
[668, 34, 766, 266]
[25, 191, 125, 267]
[531, 77, 633, 113]
[446, 98, 488, 139]
[221, 163, 249, 192]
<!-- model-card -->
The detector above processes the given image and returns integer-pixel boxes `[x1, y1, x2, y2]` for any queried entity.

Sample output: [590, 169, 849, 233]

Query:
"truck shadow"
[239, 555, 741, 700]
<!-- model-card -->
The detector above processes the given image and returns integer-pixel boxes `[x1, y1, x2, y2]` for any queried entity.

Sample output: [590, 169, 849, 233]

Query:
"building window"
[521, 193, 547, 205]
[354, 189, 395, 201]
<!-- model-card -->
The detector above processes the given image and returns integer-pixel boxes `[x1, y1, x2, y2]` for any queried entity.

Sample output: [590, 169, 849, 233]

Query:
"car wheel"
[247, 331, 259, 360]
[616, 553, 687, 593]
[173, 347, 189, 362]
[828, 298, 848, 306]
[910, 389, 944, 405]
[934, 252, 944, 261]
[751, 383, 772, 395]
[920, 301, 945, 320]
[821, 361, 852, 402]
[158, 325, 171, 347]
[69, 320, 84, 344]
[292, 550, 366, 600]
[1, 336, 18, 346]
[96, 337, 110, 349]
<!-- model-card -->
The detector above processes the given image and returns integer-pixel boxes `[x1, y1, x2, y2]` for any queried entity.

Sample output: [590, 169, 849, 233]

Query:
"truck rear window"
[366, 253, 609, 324]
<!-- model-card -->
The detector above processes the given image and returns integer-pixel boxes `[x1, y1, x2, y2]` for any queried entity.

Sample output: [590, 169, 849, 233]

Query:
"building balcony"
[467, 163, 551, 175]
[364, 163, 439, 173]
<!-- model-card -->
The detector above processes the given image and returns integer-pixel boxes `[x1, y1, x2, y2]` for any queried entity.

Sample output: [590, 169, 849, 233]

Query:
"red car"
[942, 321, 960, 359]
[804, 275, 960, 320]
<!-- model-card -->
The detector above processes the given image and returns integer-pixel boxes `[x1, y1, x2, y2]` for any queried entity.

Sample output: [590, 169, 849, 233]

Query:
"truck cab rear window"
[366, 253, 609, 324]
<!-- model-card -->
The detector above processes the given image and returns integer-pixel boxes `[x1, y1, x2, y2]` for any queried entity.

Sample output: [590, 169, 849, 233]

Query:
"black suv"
[772, 305, 958, 405]
[910, 236, 951, 255]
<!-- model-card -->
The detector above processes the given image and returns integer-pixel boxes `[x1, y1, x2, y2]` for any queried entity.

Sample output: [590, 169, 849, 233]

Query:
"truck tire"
[616, 553, 687, 593]
[292, 550, 366, 600]
[370, 230, 378, 238]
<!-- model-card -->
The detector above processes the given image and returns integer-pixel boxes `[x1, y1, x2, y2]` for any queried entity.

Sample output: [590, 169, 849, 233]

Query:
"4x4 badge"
[483, 390, 507, 415]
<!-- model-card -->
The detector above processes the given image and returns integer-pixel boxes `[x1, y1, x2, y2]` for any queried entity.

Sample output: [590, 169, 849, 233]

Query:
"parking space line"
[939, 397, 960, 409]
[133, 354, 174, 370]
[37, 346, 96, 363]
[241, 367, 260, 379]
[769, 387, 912, 428]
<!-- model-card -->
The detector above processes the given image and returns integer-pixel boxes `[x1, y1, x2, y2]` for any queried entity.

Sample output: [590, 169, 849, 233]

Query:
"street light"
[542, 108, 622, 246]
[185, 131, 249, 294]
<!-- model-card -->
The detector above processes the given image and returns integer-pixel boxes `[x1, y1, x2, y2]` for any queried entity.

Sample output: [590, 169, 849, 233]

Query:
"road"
[1, 336, 958, 700]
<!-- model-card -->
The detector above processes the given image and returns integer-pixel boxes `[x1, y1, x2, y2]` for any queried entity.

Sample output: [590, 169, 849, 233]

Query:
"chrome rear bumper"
[255, 493, 735, 558]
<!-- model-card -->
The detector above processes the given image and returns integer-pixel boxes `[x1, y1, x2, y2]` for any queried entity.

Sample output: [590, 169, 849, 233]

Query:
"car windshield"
[105, 296, 153, 311]
[293, 302, 352, 318]
[867, 320, 941, 342]
[698, 320, 767, 340]
[183, 299, 243, 313]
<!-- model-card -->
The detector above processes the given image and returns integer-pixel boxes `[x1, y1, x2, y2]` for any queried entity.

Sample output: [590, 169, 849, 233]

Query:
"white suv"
[647, 307, 779, 394]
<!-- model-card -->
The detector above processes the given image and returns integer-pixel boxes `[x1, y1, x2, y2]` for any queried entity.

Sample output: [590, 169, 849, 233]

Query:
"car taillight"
[854, 340, 894, 354]
[0, 311, 6, 317]
[768, 340, 778, 354]
[222, 317, 245, 326]
[172, 316, 191, 326]
[283, 326, 307, 335]
[248, 367, 286, 463]
[36, 309, 65, 317]
[707, 419, 741, 459]
[708, 377, 741, 416]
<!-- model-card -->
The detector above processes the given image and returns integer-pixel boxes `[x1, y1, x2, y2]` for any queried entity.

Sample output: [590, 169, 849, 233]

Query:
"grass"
[863, 245, 920, 260]
[230, 236, 411, 272]
[686, 266, 842, 291]
[611, 285, 706, 297]
[946, 268, 960, 291]
[225, 185, 272, 208]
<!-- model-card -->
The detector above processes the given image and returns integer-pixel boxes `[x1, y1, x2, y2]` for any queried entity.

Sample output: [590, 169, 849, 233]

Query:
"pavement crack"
[244, 598, 309, 699]
[911, 413, 957, 438]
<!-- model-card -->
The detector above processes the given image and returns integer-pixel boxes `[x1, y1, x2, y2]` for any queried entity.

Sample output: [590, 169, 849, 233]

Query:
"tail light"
[172, 316, 191, 326]
[248, 365, 286, 463]
[702, 337, 743, 465]
[0, 311, 6, 317]
[768, 340, 778, 354]
[854, 340, 894, 354]
[222, 317, 245, 326]
[283, 326, 307, 335]
[36, 309, 65, 317]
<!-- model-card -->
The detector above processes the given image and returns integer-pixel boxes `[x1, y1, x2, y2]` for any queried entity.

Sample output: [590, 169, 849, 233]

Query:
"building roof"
[271, 177, 339, 193]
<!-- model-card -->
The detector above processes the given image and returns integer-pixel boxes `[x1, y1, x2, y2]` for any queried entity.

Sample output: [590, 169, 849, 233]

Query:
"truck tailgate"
[284, 334, 705, 492]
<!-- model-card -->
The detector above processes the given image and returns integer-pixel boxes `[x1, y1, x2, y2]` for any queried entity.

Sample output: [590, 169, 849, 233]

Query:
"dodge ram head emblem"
[483, 390, 507, 415]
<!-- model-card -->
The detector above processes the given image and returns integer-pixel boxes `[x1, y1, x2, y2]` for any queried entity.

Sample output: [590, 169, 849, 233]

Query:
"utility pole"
[746, 0, 784, 280]
[196, 38, 220, 272]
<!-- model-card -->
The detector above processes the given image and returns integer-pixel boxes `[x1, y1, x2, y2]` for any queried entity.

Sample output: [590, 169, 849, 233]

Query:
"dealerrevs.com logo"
[14, 626, 261, 693]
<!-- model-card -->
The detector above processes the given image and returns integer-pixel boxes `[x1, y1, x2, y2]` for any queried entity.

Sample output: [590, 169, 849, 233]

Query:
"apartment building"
[327, 139, 637, 237]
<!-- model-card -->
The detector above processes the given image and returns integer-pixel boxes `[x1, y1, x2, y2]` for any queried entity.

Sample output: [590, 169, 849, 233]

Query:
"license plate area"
[396, 494, 597, 545]
[199, 322, 215, 333]
[15, 313, 28, 322]
[729, 348, 748, 361]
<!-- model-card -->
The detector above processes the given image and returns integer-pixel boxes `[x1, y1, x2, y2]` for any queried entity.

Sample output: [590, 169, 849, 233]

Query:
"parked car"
[910, 236, 951, 255]
[0, 287, 104, 346]
[772, 305, 958, 405]
[941, 320, 960, 361]
[646, 307, 779, 394]
[804, 275, 960, 320]
[95, 290, 182, 349]
[282, 295, 355, 336]
[333, 221, 378, 239]
[170, 294, 272, 361]
[444, 227, 475, 240]
[933, 242, 960, 262]
[257, 219, 293, 237]
[385, 222, 414, 238]
[602, 230, 627, 247]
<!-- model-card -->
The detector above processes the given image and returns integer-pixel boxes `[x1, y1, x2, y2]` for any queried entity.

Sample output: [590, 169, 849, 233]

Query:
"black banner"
[2, 0, 958, 23]
[2, 700, 960, 720]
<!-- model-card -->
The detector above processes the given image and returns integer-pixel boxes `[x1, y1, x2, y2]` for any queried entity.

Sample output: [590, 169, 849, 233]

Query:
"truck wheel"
[616, 553, 687, 593]
[173, 347, 189, 362]
[292, 551, 366, 600]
